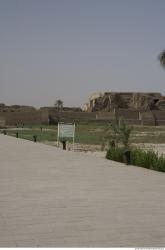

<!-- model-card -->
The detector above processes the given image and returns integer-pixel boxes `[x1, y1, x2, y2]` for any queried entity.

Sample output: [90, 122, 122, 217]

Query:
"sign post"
[57, 123, 75, 150]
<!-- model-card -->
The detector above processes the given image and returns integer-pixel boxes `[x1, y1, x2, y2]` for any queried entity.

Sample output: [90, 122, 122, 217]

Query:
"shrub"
[106, 146, 165, 172]
[106, 146, 124, 163]
[105, 118, 165, 172]
[118, 118, 132, 148]
[102, 118, 133, 150]
[130, 148, 165, 172]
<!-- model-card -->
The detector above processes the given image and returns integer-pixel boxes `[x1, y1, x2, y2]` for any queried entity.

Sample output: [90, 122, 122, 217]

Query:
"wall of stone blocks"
[116, 109, 140, 120]
[139, 111, 155, 126]
[96, 112, 115, 120]
[156, 120, 165, 125]
[124, 119, 141, 125]
[0, 111, 46, 125]
[49, 111, 96, 122]
[41, 110, 49, 124]
[141, 120, 156, 126]
[1, 109, 165, 126]
[152, 110, 165, 125]
[0, 117, 5, 127]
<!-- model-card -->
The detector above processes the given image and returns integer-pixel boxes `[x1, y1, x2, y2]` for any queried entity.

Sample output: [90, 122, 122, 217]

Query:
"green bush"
[130, 148, 165, 172]
[106, 146, 124, 163]
[102, 118, 133, 150]
[118, 118, 132, 148]
[106, 146, 165, 173]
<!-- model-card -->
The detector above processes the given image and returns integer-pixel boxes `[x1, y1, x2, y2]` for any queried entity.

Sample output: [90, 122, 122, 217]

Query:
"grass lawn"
[3, 122, 165, 145]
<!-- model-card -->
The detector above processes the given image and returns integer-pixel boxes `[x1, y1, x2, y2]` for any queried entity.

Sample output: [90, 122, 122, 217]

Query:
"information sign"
[57, 123, 75, 150]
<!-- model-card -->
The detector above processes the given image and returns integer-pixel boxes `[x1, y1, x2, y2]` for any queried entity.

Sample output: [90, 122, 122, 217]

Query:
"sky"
[0, 0, 165, 108]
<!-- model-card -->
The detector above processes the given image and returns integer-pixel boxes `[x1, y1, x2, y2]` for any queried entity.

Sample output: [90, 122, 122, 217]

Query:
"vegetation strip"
[106, 147, 165, 172]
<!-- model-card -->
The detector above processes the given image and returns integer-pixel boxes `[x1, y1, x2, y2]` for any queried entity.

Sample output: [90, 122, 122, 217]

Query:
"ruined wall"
[86, 92, 163, 111]
[116, 109, 141, 125]
[152, 110, 165, 125]
[96, 111, 115, 121]
[49, 111, 96, 123]
[139, 111, 155, 126]
[0, 110, 49, 125]
[1, 108, 165, 126]
[0, 117, 5, 127]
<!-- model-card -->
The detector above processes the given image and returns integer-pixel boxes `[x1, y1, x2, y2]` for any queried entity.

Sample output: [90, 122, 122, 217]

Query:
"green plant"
[118, 118, 132, 148]
[130, 148, 165, 172]
[106, 145, 165, 172]
[106, 146, 124, 163]
[103, 117, 133, 150]
[102, 117, 120, 150]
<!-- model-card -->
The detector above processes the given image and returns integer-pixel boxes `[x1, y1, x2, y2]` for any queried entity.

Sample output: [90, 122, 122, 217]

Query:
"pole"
[57, 123, 59, 147]
[73, 123, 75, 151]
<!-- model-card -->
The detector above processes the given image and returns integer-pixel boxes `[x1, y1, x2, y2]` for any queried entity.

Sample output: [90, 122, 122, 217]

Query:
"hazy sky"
[0, 0, 165, 107]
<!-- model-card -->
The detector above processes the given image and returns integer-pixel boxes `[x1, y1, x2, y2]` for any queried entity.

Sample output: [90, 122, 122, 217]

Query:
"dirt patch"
[43, 140, 165, 159]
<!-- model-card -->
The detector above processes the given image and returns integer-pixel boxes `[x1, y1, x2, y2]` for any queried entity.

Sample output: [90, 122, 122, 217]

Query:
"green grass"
[5, 128, 57, 142]
[3, 122, 165, 145]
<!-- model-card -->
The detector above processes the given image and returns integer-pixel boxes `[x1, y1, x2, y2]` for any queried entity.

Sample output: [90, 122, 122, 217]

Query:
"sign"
[57, 123, 75, 150]
[58, 123, 75, 138]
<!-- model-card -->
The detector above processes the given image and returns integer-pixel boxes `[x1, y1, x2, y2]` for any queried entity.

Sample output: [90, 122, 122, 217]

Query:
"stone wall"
[49, 111, 96, 123]
[0, 111, 49, 125]
[85, 92, 163, 111]
[140, 111, 155, 126]
[96, 111, 115, 121]
[116, 109, 141, 125]
[152, 110, 165, 125]
[0, 117, 5, 127]
[1, 108, 165, 126]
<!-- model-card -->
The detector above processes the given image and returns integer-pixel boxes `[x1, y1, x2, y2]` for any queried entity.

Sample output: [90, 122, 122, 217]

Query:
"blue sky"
[0, 0, 165, 107]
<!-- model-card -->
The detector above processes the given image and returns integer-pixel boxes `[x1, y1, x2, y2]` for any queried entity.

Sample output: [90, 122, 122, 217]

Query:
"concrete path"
[0, 134, 165, 247]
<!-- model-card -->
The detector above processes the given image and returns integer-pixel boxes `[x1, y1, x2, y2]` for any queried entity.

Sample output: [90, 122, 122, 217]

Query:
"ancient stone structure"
[0, 110, 49, 126]
[84, 92, 164, 112]
[0, 104, 36, 112]
[0, 117, 5, 127]
[1, 98, 165, 126]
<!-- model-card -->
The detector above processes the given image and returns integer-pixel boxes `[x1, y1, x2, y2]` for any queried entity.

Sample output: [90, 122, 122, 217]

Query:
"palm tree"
[55, 99, 63, 111]
[159, 50, 165, 68]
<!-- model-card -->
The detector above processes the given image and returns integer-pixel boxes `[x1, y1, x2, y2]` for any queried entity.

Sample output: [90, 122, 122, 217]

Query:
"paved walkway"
[0, 134, 165, 247]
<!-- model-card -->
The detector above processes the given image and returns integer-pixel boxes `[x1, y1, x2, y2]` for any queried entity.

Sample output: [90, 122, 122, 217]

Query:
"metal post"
[123, 150, 131, 165]
[33, 135, 37, 142]
[62, 140, 66, 150]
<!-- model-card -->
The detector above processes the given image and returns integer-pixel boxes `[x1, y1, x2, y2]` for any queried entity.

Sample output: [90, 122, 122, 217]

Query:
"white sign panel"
[58, 123, 75, 138]
[57, 123, 75, 150]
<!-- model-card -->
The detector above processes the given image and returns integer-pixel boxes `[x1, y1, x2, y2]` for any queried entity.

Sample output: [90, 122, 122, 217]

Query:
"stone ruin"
[0, 117, 5, 127]
[84, 92, 165, 112]
[0, 103, 36, 112]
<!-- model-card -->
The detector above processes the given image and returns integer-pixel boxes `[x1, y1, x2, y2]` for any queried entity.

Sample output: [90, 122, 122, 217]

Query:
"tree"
[159, 50, 165, 68]
[118, 118, 132, 148]
[102, 117, 133, 150]
[55, 99, 63, 111]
